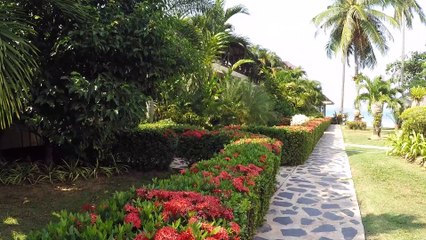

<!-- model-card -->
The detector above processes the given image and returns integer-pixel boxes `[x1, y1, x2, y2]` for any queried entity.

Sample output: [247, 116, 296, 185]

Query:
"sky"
[224, 0, 426, 121]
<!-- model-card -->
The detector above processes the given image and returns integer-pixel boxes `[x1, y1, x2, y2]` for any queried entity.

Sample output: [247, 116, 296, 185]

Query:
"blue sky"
[224, 0, 426, 119]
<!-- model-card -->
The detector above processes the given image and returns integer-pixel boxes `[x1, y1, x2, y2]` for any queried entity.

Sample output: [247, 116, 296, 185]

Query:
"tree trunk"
[340, 58, 346, 114]
[401, 16, 406, 85]
[354, 54, 361, 116]
[371, 103, 383, 139]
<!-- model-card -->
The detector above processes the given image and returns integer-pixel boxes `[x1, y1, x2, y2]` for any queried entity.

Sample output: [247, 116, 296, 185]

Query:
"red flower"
[232, 152, 240, 158]
[155, 226, 180, 240]
[201, 222, 215, 233]
[124, 204, 139, 213]
[81, 203, 96, 213]
[134, 233, 149, 240]
[178, 229, 195, 240]
[202, 171, 213, 177]
[232, 177, 249, 193]
[230, 222, 240, 234]
[212, 227, 229, 240]
[124, 212, 141, 229]
[218, 171, 231, 180]
[181, 129, 207, 139]
[90, 213, 98, 224]
[224, 157, 231, 161]
[259, 155, 267, 163]
[180, 169, 187, 175]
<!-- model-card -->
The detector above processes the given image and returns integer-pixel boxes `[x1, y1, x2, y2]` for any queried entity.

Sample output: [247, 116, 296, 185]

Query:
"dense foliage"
[29, 134, 283, 240]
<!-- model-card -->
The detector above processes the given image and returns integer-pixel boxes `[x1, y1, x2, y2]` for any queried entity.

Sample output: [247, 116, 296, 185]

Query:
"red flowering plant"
[29, 130, 282, 240]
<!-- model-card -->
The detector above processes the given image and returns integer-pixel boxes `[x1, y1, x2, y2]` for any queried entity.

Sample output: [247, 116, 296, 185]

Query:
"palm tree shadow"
[345, 149, 363, 157]
[363, 213, 426, 237]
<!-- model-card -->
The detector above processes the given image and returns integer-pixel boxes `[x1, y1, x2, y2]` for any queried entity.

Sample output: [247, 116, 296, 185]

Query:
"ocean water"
[325, 107, 395, 128]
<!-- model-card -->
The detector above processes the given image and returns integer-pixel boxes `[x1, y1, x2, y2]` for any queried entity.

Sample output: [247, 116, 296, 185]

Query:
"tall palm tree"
[313, 0, 396, 113]
[0, 3, 38, 129]
[355, 74, 400, 138]
[385, 0, 426, 85]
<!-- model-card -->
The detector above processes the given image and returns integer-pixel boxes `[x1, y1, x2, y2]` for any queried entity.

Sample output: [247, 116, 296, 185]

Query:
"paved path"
[254, 125, 365, 240]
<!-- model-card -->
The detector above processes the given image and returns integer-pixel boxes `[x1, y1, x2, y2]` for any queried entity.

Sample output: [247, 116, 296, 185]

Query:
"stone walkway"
[254, 125, 365, 240]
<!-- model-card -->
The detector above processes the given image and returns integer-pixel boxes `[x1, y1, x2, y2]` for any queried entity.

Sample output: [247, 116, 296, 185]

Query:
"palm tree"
[355, 74, 400, 138]
[313, 0, 396, 113]
[385, 0, 426, 85]
[0, 4, 38, 129]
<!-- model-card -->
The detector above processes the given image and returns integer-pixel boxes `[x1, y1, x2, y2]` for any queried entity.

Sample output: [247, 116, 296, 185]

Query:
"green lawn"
[342, 126, 395, 147]
[343, 128, 426, 240]
[0, 170, 171, 240]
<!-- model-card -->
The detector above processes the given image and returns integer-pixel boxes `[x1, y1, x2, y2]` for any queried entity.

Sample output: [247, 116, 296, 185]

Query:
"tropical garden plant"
[355, 74, 401, 138]
[313, 0, 397, 113]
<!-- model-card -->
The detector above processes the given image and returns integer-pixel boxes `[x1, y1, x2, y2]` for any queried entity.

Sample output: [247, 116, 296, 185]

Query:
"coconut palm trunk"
[372, 102, 383, 139]
[400, 15, 406, 84]
[340, 59, 346, 114]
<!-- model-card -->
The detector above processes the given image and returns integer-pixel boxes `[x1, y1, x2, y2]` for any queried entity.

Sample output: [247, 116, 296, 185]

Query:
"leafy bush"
[346, 121, 367, 130]
[29, 135, 282, 240]
[400, 106, 426, 136]
[216, 78, 277, 126]
[175, 129, 233, 166]
[290, 114, 310, 126]
[244, 118, 331, 165]
[388, 131, 426, 165]
[113, 128, 178, 171]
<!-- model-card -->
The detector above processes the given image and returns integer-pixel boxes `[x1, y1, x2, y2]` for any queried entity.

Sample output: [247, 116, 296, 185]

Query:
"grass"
[343, 128, 426, 240]
[342, 126, 395, 147]
[0, 170, 171, 240]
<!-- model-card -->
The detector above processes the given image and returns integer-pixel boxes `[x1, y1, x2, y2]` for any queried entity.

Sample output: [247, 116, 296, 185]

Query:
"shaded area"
[363, 213, 426, 238]
[0, 170, 171, 239]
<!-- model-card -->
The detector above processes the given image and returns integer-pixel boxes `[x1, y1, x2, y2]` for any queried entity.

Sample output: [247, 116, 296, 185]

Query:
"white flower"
[290, 114, 310, 126]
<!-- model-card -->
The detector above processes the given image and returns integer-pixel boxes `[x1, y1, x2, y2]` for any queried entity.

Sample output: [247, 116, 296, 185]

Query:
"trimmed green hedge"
[113, 129, 178, 171]
[29, 136, 282, 240]
[244, 118, 331, 165]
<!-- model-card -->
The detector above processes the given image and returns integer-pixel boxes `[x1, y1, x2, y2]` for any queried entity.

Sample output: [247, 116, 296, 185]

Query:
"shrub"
[346, 121, 367, 130]
[244, 118, 331, 165]
[113, 128, 178, 171]
[388, 131, 426, 165]
[28, 136, 282, 240]
[400, 106, 426, 136]
[290, 114, 310, 126]
[175, 129, 233, 166]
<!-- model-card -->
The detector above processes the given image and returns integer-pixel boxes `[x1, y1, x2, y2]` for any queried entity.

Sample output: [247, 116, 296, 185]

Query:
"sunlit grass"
[3, 217, 19, 225]
[0, 170, 171, 239]
[12, 231, 26, 240]
[343, 128, 426, 240]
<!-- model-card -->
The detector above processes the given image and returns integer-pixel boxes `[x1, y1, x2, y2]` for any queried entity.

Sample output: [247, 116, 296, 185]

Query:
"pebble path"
[254, 125, 365, 240]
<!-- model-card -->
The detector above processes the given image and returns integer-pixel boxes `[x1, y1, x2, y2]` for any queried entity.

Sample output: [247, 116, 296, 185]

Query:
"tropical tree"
[0, 3, 38, 129]
[383, 0, 426, 84]
[313, 0, 396, 113]
[387, 51, 426, 90]
[355, 74, 400, 138]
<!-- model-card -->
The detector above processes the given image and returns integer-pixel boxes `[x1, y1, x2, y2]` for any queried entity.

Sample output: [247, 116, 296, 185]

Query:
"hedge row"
[114, 123, 256, 169]
[29, 136, 282, 240]
[244, 118, 331, 165]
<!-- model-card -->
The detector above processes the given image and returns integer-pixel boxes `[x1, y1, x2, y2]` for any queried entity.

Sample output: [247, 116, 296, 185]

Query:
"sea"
[325, 106, 396, 128]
